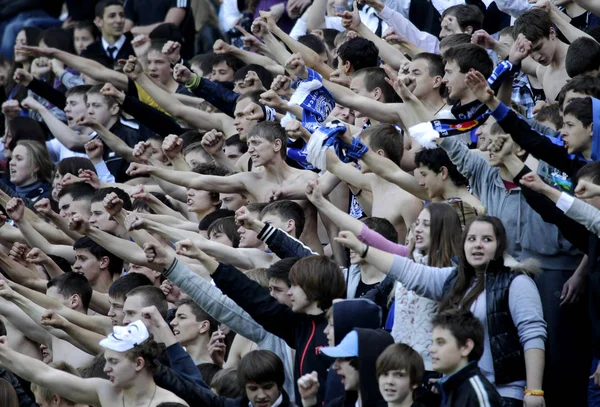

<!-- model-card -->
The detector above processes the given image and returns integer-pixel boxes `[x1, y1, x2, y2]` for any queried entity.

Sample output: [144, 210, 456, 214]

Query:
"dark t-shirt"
[355, 279, 380, 299]
[125, 0, 175, 25]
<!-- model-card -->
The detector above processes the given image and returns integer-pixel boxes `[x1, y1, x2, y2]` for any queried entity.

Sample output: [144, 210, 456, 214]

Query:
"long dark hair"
[439, 216, 508, 312]
[5, 27, 42, 101]
[411, 203, 462, 267]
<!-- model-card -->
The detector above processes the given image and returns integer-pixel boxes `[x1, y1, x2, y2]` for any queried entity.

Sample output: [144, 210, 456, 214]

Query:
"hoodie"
[325, 299, 382, 403]
[323, 329, 395, 407]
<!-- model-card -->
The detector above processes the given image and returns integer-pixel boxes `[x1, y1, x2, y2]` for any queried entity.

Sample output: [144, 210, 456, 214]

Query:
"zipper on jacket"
[300, 320, 316, 375]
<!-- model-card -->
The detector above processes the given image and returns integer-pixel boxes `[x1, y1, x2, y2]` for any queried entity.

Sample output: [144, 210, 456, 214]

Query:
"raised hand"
[329, 68, 351, 87]
[20, 96, 43, 112]
[464, 70, 495, 105]
[125, 212, 146, 231]
[509, 34, 533, 65]
[162, 134, 184, 160]
[173, 63, 194, 84]
[334, 230, 363, 252]
[575, 180, 600, 200]
[160, 280, 182, 303]
[384, 70, 414, 101]
[131, 184, 152, 201]
[119, 56, 144, 80]
[488, 134, 514, 160]
[271, 75, 293, 98]
[243, 102, 265, 121]
[69, 213, 91, 235]
[61, 172, 85, 187]
[34, 198, 54, 217]
[9, 242, 30, 266]
[337, 1, 361, 31]
[1, 100, 21, 119]
[31, 57, 52, 79]
[126, 162, 153, 176]
[103, 192, 124, 217]
[285, 53, 308, 80]
[162, 41, 182, 64]
[259, 89, 285, 110]
[201, 130, 226, 156]
[132, 34, 152, 57]
[40, 309, 68, 329]
[175, 239, 204, 260]
[142, 242, 172, 267]
[235, 206, 261, 231]
[100, 83, 125, 105]
[14, 45, 55, 58]
[76, 115, 101, 129]
[519, 172, 550, 193]
[132, 141, 154, 164]
[251, 17, 270, 39]
[12, 68, 33, 87]
[471, 29, 497, 50]
[6, 198, 25, 223]
[284, 119, 311, 142]
[84, 139, 104, 163]
[0, 280, 16, 300]
[213, 39, 234, 55]
[243, 71, 266, 93]
[297, 371, 320, 402]
[207, 329, 227, 367]
[305, 179, 325, 204]
[78, 169, 101, 189]
[26, 247, 51, 264]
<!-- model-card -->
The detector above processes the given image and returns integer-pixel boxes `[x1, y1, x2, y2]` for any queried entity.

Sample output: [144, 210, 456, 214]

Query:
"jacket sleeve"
[211, 262, 300, 348]
[564, 196, 600, 238]
[492, 102, 581, 177]
[357, 223, 409, 256]
[121, 95, 185, 137]
[257, 224, 318, 259]
[27, 78, 66, 109]
[386, 255, 454, 301]
[153, 363, 227, 407]
[163, 258, 269, 343]
[377, 5, 440, 53]
[165, 342, 210, 388]
[189, 78, 239, 118]
[513, 167, 590, 253]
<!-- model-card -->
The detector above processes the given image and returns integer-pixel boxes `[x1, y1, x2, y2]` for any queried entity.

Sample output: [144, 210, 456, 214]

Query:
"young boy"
[376, 343, 426, 407]
[430, 309, 502, 407]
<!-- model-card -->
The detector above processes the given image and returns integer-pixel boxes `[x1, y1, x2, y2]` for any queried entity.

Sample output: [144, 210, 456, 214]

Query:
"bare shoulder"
[152, 387, 189, 406]
[95, 379, 120, 405]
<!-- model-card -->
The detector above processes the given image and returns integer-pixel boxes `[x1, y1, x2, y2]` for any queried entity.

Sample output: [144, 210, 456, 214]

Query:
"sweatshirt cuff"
[378, 5, 394, 19]
[523, 338, 545, 352]
[491, 102, 510, 122]
[513, 165, 532, 184]
[556, 192, 575, 213]
[163, 257, 179, 277]
[257, 223, 276, 243]
[165, 342, 187, 360]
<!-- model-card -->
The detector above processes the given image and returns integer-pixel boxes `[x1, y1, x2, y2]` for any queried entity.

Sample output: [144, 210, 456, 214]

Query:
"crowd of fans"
[2, 0, 600, 406]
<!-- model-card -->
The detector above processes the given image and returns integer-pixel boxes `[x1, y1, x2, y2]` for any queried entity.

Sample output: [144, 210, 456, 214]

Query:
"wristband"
[185, 73, 201, 90]
[360, 244, 370, 258]
[524, 390, 544, 397]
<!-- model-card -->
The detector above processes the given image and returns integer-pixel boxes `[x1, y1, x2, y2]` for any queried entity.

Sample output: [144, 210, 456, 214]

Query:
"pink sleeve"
[357, 224, 409, 257]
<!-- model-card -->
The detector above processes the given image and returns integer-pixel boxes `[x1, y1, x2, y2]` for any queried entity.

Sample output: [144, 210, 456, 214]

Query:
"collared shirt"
[101, 35, 127, 59]
[511, 74, 536, 119]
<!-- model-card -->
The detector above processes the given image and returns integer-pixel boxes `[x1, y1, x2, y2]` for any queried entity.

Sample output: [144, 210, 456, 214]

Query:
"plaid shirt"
[511, 74, 536, 119]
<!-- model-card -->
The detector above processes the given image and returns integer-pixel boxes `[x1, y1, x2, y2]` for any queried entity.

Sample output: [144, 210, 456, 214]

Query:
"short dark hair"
[179, 131, 202, 148]
[260, 200, 305, 238]
[443, 43, 493, 79]
[207, 216, 240, 247]
[534, 104, 563, 130]
[124, 333, 164, 371]
[432, 309, 484, 362]
[415, 148, 468, 187]
[40, 27, 75, 54]
[74, 21, 99, 40]
[414, 52, 445, 78]
[514, 8, 552, 43]
[212, 55, 246, 76]
[246, 122, 288, 159]
[246, 203, 269, 215]
[197, 363, 222, 385]
[5, 118, 46, 151]
[586, 25, 600, 43]
[298, 34, 327, 56]
[108, 273, 153, 301]
[237, 350, 285, 389]
[57, 182, 96, 201]
[557, 75, 600, 110]
[133, 192, 176, 214]
[225, 134, 249, 154]
[211, 368, 244, 397]
[360, 123, 403, 166]
[177, 298, 219, 335]
[91, 187, 132, 211]
[576, 161, 600, 185]
[199, 209, 235, 231]
[85, 84, 119, 108]
[190, 53, 216, 76]
[563, 97, 593, 128]
[337, 37, 379, 72]
[149, 23, 182, 43]
[126, 286, 168, 321]
[376, 343, 425, 388]
[566, 37, 600, 78]
[288, 256, 346, 310]
[57, 157, 97, 177]
[322, 29, 339, 51]
[95, 0, 124, 18]
[267, 257, 297, 287]
[47, 272, 93, 311]
[362, 217, 398, 243]
[440, 33, 472, 50]
[233, 64, 274, 89]
[73, 236, 124, 277]
[352, 67, 400, 104]
[442, 5, 484, 32]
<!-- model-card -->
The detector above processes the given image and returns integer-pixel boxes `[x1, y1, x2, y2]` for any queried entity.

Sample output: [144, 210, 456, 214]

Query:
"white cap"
[99, 320, 149, 352]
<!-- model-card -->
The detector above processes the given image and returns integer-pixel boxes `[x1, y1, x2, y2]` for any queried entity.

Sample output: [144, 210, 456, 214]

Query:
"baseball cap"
[99, 320, 150, 352]
[321, 330, 358, 358]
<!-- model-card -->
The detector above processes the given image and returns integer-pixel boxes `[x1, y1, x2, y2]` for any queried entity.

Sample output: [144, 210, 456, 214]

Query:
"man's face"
[439, 13, 464, 39]
[417, 165, 445, 200]
[187, 188, 217, 214]
[58, 194, 74, 218]
[350, 74, 377, 101]
[333, 359, 360, 391]
[247, 136, 278, 167]
[73, 248, 103, 285]
[108, 296, 125, 326]
[103, 349, 138, 389]
[245, 382, 281, 407]
[529, 36, 555, 66]
[209, 227, 234, 247]
[560, 113, 592, 155]
[409, 58, 438, 99]
[378, 369, 415, 404]
[442, 61, 468, 102]
[210, 61, 235, 82]
[147, 50, 172, 86]
[268, 277, 292, 307]
[89, 202, 120, 234]
[260, 213, 291, 235]
[171, 304, 203, 345]
[220, 193, 248, 212]
[98, 5, 125, 38]
[224, 144, 244, 166]
[233, 98, 257, 141]
[331, 105, 355, 124]
[237, 211, 262, 248]
[287, 284, 312, 313]
[74, 27, 95, 55]
[86, 93, 116, 127]
[122, 294, 145, 325]
[70, 199, 92, 220]
[430, 326, 469, 375]
[185, 149, 211, 168]
[65, 94, 88, 128]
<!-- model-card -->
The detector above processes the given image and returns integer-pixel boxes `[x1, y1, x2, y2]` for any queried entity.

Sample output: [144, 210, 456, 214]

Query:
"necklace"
[122, 384, 157, 407]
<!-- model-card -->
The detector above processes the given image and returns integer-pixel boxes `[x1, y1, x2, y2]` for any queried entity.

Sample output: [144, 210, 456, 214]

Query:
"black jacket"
[1, 368, 37, 407]
[103, 120, 145, 182]
[437, 362, 503, 407]
[257, 224, 318, 259]
[81, 33, 136, 68]
[0, 0, 43, 20]
[193, 386, 295, 407]
[212, 263, 333, 405]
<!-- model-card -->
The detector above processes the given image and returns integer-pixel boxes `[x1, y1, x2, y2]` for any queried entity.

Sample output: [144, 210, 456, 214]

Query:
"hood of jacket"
[355, 328, 395, 407]
[333, 298, 381, 346]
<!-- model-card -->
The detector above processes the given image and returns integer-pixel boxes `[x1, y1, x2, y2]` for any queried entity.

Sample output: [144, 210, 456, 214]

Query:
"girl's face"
[463, 221, 498, 270]
[14, 30, 28, 63]
[10, 145, 38, 186]
[74, 27, 95, 55]
[414, 208, 431, 253]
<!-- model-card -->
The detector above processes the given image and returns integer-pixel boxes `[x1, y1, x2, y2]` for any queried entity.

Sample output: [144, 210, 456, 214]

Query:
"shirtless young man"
[0, 320, 188, 407]
[127, 122, 323, 253]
